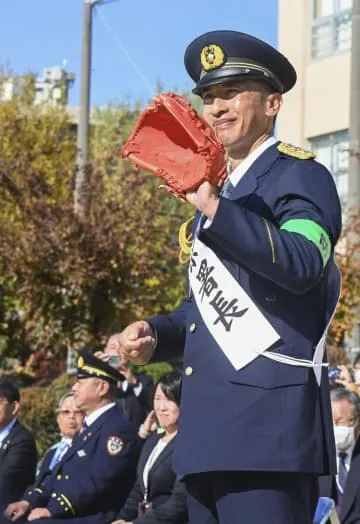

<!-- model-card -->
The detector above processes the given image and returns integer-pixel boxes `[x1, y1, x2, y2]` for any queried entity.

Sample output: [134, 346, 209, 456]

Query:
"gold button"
[189, 323, 196, 333]
[185, 366, 193, 376]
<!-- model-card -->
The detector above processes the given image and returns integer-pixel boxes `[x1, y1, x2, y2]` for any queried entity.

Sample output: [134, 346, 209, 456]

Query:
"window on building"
[309, 130, 349, 208]
[311, 0, 352, 59]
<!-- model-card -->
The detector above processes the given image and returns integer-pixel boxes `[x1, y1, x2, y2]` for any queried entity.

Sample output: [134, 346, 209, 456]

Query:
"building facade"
[0, 66, 75, 107]
[277, 0, 359, 355]
[277, 0, 352, 208]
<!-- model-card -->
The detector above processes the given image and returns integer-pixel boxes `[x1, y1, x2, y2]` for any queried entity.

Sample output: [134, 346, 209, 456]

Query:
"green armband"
[280, 219, 331, 267]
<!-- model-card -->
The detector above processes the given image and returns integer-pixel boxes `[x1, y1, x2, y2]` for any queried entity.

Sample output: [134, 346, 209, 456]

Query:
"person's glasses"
[58, 409, 84, 416]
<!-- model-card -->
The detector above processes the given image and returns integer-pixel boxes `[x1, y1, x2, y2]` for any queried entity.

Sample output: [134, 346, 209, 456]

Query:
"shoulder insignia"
[107, 436, 124, 456]
[277, 142, 316, 160]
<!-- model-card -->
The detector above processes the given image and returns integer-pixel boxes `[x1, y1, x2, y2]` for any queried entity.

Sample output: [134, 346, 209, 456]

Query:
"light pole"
[74, 0, 102, 222]
[349, 0, 360, 214]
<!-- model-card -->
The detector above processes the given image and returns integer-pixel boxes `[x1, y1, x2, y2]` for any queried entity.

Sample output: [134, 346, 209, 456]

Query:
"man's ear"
[98, 380, 110, 398]
[265, 93, 282, 118]
[12, 400, 20, 418]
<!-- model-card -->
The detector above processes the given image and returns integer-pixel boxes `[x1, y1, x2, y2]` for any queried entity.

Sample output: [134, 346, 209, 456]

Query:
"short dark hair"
[0, 378, 20, 403]
[154, 370, 182, 407]
[107, 383, 118, 400]
[330, 387, 360, 421]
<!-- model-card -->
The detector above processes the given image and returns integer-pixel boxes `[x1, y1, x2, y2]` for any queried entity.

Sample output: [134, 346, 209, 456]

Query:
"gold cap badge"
[77, 356, 84, 368]
[200, 44, 226, 71]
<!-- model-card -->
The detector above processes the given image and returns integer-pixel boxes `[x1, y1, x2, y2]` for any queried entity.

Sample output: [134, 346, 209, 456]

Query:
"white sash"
[189, 236, 280, 370]
[189, 236, 341, 385]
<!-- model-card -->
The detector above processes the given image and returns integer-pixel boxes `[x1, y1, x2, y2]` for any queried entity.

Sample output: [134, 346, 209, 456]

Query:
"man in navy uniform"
[4, 349, 138, 523]
[95, 350, 153, 433]
[107, 30, 342, 523]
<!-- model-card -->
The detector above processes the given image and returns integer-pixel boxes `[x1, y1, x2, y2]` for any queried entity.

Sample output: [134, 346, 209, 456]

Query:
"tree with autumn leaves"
[328, 211, 360, 363]
[0, 75, 191, 378]
[0, 72, 359, 382]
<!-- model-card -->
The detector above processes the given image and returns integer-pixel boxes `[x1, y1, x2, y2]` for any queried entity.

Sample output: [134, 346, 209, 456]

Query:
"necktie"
[338, 452, 348, 492]
[220, 177, 234, 198]
[49, 440, 70, 470]
[80, 420, 88, 434]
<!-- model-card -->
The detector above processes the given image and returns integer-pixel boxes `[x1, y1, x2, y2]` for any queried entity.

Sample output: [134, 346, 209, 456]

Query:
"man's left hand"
[186, 181, 220, 219]
[27, 508, 51, 521]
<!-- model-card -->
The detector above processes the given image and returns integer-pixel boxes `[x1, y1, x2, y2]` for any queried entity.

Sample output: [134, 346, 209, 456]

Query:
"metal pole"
[347, 0, 360, 355]
[348, 0, 360, 214]
[74, 0, 99, 221]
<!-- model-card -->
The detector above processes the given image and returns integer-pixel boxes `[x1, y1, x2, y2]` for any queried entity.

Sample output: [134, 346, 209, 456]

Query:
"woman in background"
[111, 369, 187, 524]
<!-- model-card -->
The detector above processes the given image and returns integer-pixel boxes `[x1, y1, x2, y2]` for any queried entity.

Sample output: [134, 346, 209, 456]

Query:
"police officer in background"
[4, 349, 137, 523]
[106, 30, 342, 524]
[95, 349, 153, 433]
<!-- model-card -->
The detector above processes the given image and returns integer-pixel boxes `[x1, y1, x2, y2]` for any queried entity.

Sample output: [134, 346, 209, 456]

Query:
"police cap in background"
[76, 348, 124, 385]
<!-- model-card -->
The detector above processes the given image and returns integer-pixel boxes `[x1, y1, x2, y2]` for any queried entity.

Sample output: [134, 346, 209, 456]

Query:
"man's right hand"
[105, 321, 156, 365]
[4, 500, 31, 521]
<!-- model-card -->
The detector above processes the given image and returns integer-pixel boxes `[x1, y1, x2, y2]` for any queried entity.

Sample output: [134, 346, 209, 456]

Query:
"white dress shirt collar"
[229, 136, 277, 187]
[84, 402, 116, 427]
[0, 417, 17, 447]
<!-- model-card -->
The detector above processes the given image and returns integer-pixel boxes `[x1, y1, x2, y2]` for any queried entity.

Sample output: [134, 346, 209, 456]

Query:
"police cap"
[184, 30, 297, 95]
[76, 348, 124, 385]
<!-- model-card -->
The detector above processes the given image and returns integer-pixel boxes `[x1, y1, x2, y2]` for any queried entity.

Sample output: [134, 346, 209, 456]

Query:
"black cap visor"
[193, 67, 283, 96]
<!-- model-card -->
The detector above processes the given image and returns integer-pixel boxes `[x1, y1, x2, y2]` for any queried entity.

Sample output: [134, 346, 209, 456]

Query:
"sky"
[0, 0, 278, 107]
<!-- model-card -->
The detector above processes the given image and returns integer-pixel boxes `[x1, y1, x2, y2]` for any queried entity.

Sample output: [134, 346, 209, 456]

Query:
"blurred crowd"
[0, 348, 188, 524]
[3, 348, 360, 524]
[318, 351, 360, 523]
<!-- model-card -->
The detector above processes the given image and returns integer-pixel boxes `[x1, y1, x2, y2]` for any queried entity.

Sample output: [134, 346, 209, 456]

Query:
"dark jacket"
[23, 404, 138, 519]
[115, 433, 187, 524]
[149, 142, 342, 477]
[35, 441, 63, 484]
[319, 437, 360, 524]
[0, 419, 37, 512]
[117, 373, 154, 432]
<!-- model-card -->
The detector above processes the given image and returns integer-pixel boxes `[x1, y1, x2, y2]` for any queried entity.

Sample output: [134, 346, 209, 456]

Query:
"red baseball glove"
[121, 92, 227, 200]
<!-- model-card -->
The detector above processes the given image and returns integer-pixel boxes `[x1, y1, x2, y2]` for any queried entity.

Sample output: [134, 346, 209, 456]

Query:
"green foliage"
[0, 74, 192, 378]
[132, 361, 175, 384]
[18, 374, 75, 456]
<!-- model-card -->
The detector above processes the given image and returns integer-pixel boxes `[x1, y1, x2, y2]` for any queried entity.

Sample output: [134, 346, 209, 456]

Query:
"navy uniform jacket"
[23, 404, 137, 519]
[35, 441, 60, 482]
[0, 420, 37, 512]
[149, 142, 342, 477]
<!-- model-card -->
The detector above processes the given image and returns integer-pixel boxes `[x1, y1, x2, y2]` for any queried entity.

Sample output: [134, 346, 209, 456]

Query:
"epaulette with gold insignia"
[277, 142, 316, 160]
